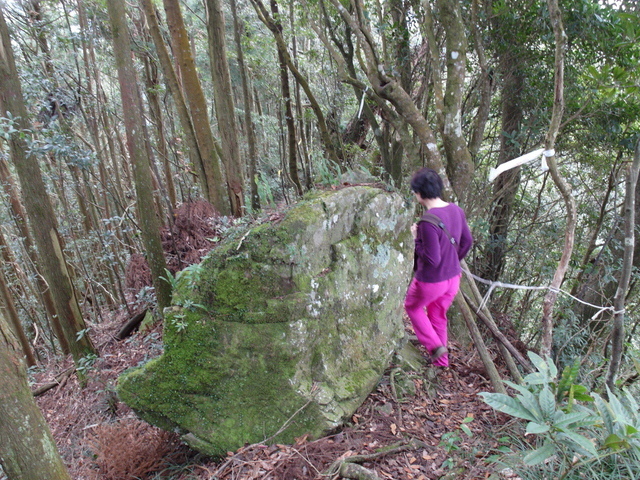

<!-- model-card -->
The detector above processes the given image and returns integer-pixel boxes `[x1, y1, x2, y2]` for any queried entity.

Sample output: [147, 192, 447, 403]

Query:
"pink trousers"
[404, 275, 461, 367]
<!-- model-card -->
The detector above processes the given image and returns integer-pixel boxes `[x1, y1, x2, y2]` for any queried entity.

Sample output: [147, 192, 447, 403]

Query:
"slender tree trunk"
[0, 154, 67, 353]
[468, 0, 493, 158]
[455, 295, 506, 394]
[0, 7, 95, 363]
[205, 0, 246, 215]
[479, 53, 525, 282]
[141, 49, 178, 208]
[314, 0, 392, 179]
[0, 311, 72, 480]
[540, 0, 573, 358]
[606, 139, 640, 390]
[434, 0, 474, 201]
[140, 0, 204, 207]
[230, 0, 260, 210]
[106, 0, 172, 311]
[0, 266, 36, 366]
[269, 0, 302, 195]
[0, 226, 48, 349]
[249, 0, 342, 169]
[162, 0, 229, 215]
[327, 0, 450, 191]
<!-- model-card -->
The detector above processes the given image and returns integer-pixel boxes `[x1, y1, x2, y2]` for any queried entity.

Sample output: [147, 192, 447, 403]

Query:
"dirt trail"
[34, 318, 509, 480]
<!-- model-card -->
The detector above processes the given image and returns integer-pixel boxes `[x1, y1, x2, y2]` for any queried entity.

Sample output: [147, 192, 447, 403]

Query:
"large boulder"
[117, 186, 414, 457]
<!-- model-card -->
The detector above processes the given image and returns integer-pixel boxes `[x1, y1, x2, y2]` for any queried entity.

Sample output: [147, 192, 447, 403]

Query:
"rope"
[462, 268, 625, 321]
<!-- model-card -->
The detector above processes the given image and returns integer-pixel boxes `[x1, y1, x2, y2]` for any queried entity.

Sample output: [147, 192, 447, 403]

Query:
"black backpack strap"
[419, 212, 457, 247]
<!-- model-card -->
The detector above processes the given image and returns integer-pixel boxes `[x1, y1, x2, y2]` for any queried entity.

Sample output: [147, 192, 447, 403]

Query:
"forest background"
[0, 0, 639, 478]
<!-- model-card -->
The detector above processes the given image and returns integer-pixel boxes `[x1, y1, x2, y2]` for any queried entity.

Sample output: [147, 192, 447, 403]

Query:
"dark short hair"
[411, 168, 443, 199]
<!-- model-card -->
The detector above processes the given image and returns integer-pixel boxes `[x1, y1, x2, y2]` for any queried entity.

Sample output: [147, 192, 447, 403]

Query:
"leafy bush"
[480, 352, 640, 479]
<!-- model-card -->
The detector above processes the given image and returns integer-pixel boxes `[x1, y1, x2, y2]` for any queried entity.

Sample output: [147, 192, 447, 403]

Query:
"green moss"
[118, 318, 327, 458]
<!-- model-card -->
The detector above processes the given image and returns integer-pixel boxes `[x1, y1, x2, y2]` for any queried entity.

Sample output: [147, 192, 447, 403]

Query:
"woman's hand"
[410, 223, 418, 239]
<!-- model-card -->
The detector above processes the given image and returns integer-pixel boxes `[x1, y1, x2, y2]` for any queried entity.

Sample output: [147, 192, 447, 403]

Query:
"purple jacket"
[413, 203, 473, 283]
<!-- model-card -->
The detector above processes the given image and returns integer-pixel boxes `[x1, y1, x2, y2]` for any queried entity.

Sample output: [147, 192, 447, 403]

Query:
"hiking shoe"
[431, 346, 447, 362]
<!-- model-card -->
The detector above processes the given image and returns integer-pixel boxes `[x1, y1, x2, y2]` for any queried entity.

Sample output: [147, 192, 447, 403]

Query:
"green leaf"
[526, 422, 550, 434]
[479, 393, 539, 422]
[523, 372, 548, 385]
[558, 431, 598, 458]
[460, 424, 473, 437]
[547, 357, 558, 380]
[504, 381, 544, 421]
[570, 384, 594, 403]
[556, 359, 580, 400]
[573, 392, 595, 402]
[539, 387, 556, 418]
[593, 393, 615, 434]
[603, 433, 627, 452]
[553, 410, 593, 429]
[622, 388, 639, 419]
[572, 385, 589, 394]
[528, 351, 548, 375]
[524, 441, 555, 465]
[607, 387, 633, 424]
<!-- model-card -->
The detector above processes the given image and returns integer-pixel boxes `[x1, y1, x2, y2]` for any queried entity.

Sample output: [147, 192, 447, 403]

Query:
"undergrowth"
[87, 418, 187, 480]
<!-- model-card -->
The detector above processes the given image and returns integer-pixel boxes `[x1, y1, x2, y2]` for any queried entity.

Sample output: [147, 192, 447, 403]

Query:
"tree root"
[339, 462, 382, 480]
[327, 438, 427, 479]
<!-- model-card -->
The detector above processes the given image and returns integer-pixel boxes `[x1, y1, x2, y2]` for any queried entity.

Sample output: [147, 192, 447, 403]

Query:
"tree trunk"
[230, 0, 260, 210]
[467, 0, 493, 158]
[141, 47, 178, 209]
[455, 294, 506, 394]
[106, 0, 172, 311]
[605, 138, 640, 390]
[140, 0, 204, 207]
[0, 153, 68, 353]
[479, 53, 525, 283]
[270, 0, 302, 195]
[162, 0, 229, 215]
[327, 0, 451, 193]
[0, 226, 49, 353]
[0, 265, 36, 366]
[540, 0, 573, 358]
[432, 0, 474, 201]
[206, 0, 246, 214]
[249, 0, 342, 170]
[315, 0, 393, 179]
[0, 7, 95, 363]
[0, 311, 72, 480]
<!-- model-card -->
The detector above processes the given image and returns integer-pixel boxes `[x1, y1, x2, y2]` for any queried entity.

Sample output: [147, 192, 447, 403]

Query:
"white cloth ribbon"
[489, 148, 554, 182]
[357, 87, 368, 119]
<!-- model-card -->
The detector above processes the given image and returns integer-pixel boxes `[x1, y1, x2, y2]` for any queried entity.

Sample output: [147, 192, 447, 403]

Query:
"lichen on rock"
[117, 186, 414, 457]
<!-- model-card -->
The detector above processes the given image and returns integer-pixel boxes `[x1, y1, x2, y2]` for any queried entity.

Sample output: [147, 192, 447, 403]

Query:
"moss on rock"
[117, 186, 414, 457]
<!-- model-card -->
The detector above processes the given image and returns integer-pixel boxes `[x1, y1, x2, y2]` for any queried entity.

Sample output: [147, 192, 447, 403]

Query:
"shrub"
[480, 352, 640, 480]
[88, 418, 185, 480]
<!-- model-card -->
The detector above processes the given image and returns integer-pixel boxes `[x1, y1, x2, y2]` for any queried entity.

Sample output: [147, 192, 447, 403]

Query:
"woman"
[404, 168, 473, 367]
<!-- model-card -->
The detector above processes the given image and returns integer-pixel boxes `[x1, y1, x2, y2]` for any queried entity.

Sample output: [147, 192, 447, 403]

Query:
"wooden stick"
[461, 292, 533, 374]
[116, 308, 148, 340]
[32, 367, 75, 397]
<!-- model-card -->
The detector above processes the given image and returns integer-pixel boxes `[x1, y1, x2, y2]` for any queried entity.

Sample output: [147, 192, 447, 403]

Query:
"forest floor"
[32, 316, 521, 480]
[28, 200, 525, 480]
